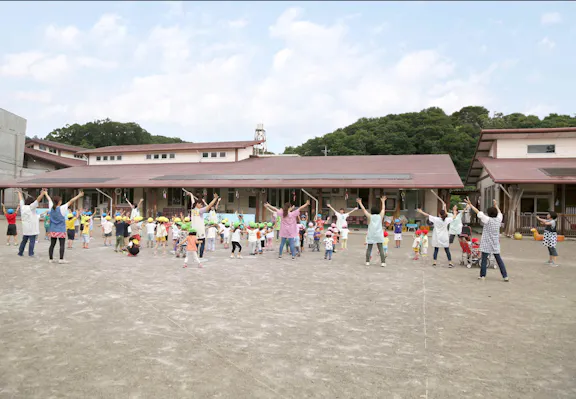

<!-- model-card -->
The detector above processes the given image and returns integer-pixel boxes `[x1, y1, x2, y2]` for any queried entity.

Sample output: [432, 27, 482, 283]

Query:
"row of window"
[38, 145, 58, 154]
[203, 152, 227, 158]
[73, 154, 84, 159]
[95, 155, 123, 161]
[527, 144, 555, 154]
[146, 153, 176, 160]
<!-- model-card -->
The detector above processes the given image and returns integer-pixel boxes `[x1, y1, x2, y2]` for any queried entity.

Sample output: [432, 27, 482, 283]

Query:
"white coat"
[19, 200, 40, 236]
[429, 215, 454, 248]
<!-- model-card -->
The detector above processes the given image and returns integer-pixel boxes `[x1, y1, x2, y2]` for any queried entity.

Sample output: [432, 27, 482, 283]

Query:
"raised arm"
[297, 200, 310, 212]
[36, 190, 46, 204]
[137, 198, 144, 208]
[45, 192, 53, 208]
[327, 204, 336, 213]
[416, 208, 431, 218]
[379, 196, 387, 218]
[204, 193, 220, 211]
[66, 190, 84, 207]
[1, 203, 5, 214]
[464, 197, 480, 214]
[125, 196, 134, 208]
[16, 189, 24, 203]
[264, 202, 280, 213]
[356, 198, 371, 219]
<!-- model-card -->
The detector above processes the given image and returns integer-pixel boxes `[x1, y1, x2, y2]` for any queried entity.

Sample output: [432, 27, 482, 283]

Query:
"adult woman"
[536, 211, 559, 266]
[417, 206, 454, 267]
[356, 196, 387, 267]
[328, 203, 358, 232]
[17, 189, 47, 257]
[45, 190, 84, 264]
[187, 192, 219, 258]
[264, 200, 310, 259]
[465, 197, 509, 281]
[448, 204, 466, 244]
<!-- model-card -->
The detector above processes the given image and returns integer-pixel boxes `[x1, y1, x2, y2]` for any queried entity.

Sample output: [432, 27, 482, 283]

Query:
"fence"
[518, 214, 576, 238]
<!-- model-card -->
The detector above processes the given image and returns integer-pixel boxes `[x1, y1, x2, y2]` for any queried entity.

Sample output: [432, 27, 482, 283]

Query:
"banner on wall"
[204, 213, 255, 224]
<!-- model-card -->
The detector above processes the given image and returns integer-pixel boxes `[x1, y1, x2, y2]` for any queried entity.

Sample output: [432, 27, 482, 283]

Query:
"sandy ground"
[0, 220, 575, 399]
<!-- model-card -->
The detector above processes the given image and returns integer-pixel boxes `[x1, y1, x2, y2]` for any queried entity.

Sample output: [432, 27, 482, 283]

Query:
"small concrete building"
[0, 108, 27, 208]
[7, 139, 463, 226]
[466, 127, 576, 236]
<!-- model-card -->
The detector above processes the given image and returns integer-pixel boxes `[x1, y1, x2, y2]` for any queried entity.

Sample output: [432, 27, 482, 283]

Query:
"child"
[315, 214, 326, 231]
[331, 228, 339, 253]
[82, 218, 91, 249]
[131, 216, 143, 239]
[266, 225, 274, 251]
[206, 222, 217, 252]
[155, 218, 168, 256]
[259, 223, 266, 254]
[182, 228, 202, 268]
[248, 223, 258, 255]
[88, 211, 94, 239]
[221, 222, 231, 249]
[172, 220, 181, 253]
[394, 219, 403, 248]
[176, 222, 189, 258]
[537, 212, 560, 266]
[298, 223, 306, 253]
[313, 228, 321, 252]
[294, 229, 301, 257]
[412, 230, 422, 260]
[101, 215, 113, 246]
[306, 222, 315, 248]
[114, 216, 125, 252]
[340, 224, 349, 250]
[127, 238, 140, 257]
[420, 230, 429, 258]
[230, 223, 243, 259]
[2, 203, 19, 245]
[144, 218, 156, 248]
[66, 213, 77, 249]
[43, 213, 51, 240]
[383, 231, 389, 256]
[123, 216, 131, 247]
[324, 231, 334, 260]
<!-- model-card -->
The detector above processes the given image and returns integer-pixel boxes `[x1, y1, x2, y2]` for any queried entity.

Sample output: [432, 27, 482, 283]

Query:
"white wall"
[496, 138, 576, 159]
[30, 144, 80, 159]
[0, 109, 27, 208]
[88, 146, 253, 165]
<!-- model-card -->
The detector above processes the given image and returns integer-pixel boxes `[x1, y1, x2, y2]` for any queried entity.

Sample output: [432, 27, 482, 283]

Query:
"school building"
[466, 127, 576, 236]
[3, 138, 464, 226]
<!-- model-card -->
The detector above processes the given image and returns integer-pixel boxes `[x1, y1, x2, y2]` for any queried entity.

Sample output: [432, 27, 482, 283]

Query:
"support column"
[256, 190, 261, 222]
[368, 188, 373, 211]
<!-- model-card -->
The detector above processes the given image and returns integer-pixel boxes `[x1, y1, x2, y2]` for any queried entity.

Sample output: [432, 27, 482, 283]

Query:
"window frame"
[39, 145, 47, 151]
[169, 153, 175, 159]
[210, 152, 217, 158]
[219, 152, 226, 158]
[202, 152, 209, 158]
[146, 154, 152, 160]
[154, 154, 159, 160]
[228, 188, 235, 203]
[96, 156, 101, 161]
[103, 155, 108, 161]
[161, 153, 167, 159]
[527, 144, 555, 154]
[117, 155, 122, 161]
[110, 155, 115, 161]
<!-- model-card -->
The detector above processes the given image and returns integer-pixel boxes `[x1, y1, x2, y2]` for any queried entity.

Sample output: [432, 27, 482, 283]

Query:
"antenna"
[254, 123, 267, 155]
[321, 145, 330, 156]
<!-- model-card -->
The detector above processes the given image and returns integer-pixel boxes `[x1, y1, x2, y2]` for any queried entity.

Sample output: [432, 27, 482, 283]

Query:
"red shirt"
[6, 214, 16, 225]
[316, 219, 325, 231]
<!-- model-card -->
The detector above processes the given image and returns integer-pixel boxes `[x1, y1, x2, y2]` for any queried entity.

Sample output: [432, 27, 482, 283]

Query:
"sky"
[1, 1, 575, 153]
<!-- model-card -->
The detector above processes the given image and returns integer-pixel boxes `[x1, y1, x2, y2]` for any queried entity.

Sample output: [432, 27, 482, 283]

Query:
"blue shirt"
[49, 206, 66, 233]
[115, 221, 126, 236]
[394, 223, 403, 234]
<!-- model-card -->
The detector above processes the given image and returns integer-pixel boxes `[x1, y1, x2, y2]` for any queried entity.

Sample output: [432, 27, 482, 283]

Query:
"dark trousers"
[480, 252, 507, 278]
[366, 243, 386, 263]
[49, 237, 66, 260]
[279, 237, 296, 257]
[198, 238, 206, 258]
[231, 241, 242, 253]
[547, 246, 558, 256]
[433, 247, 452, 261]
[18, 235, 37, 256]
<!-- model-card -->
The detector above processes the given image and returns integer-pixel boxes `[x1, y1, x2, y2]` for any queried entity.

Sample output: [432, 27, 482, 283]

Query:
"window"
[162, 153, 167, 159]
[167, 188, 182, 206]
[96, 156, 101, 161]
[117, 155, 122, 161]
[49, 148, 57, 154]
[169, 153, 175, 159]
[103, 156, 108, 161]
[202, 152, 209, 158]
[39, 145, 47, 151]
[248, 196, 256, 208]
[528, 144, 555, 154]
[228, 188, 235, 203]
[219, 152, 226, 158]
[110, 155, 115, 161]
[74, 154, 83, 159]
[114, 188, 134, 205]
[146, 154, 151, 159]
[154, 154, 159, 159]
[210, 152, 217, 158]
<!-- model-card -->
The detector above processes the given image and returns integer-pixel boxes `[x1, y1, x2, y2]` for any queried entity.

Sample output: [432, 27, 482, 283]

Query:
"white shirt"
[19, 200, 40, 236]
[231, 229, 241, 242]
[248, 229, 258, 242]
[340, 228, 349, 240]
[102, 220, 113, 234]
[324, 237, 334, 250]
[145, 222, 156, 235]
[222, 226, 230, 238]
[428, 215, 454, 248]
[156, 224, 167, 238]
[206, 226, 217, 239]
[172, 225, 180, 240]
[130, 207, 140, 220]
[266, 231, 274, 239]
[335, 212, 351, 230]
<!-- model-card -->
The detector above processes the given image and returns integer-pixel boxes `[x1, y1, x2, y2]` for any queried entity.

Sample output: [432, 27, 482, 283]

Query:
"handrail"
[301, 189, 319, 217]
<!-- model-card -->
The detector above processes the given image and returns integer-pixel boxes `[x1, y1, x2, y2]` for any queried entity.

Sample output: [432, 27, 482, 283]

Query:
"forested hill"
[283, 106, 576, 180]
[44, 118, 184, 148]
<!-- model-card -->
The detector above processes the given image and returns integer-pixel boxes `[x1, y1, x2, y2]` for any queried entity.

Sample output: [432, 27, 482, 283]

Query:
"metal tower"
[253, 123, 267, 155]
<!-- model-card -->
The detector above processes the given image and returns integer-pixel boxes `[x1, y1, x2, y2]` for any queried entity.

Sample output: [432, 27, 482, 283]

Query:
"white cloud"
[15, 90, 53, 104]
[44, 24, 81, 48]
[228, 18, 249, 29]
[538, 37, 556, 50]
[39, 104, 69, 118]
[75, 56, 117, 69]
[541, 12, 562, 25]
[91, 14, 127, 45]
[29, 55, 72, 82]
[0, 51, 46, 77]
[525, 104, 553, 117]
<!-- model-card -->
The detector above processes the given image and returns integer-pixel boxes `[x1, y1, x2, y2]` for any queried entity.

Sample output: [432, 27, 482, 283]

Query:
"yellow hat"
[135, 216, 143, 222]
[67, 213, 74, 219]
[133, 239, 139, 245]
[184, 217, 190, 222]
[174, 217, 181, 223]
[122, 216, 129, 221]
[115, 216, 122, 221]
[147, 217, 153, 223]
[105, 216, 111, 221]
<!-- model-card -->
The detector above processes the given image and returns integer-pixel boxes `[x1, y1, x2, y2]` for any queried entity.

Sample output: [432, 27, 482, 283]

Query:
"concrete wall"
[24, 157, 57, 172]
[0, 109, 27, 208]
[496, 138, 576, 159]
[88, 146, 254, 166]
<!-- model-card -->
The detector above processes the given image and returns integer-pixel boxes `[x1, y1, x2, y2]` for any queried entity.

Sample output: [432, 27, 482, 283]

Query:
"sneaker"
[432, 262, 437, 267]
[544, 260, 553, 264]
[503, 277, 509, 282]
[478, 276, 485, 280]
[365, 262, 370, 266]
[49, 259, 55, 263]
[58, 259, 69, 264]
[448, 263, 454, 268]
[550, 263, 560, 267]
[230, 254, 235, 258]
[17, 253, 23, 257]
[237, 255, 243, 259]
[183, 264, 188, 268]
[381, 263, 386, 267]
[198, 263, 203, 268]
[6, 243, 10, 246]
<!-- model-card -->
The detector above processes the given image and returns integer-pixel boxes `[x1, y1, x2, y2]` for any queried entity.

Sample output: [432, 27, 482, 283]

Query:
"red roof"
[78, 140, 264, 154]
[26, 138, 88, 153]
[9, 154, 463, 189]
[479, 157, 576, 184]
[24, 147, 87, 167]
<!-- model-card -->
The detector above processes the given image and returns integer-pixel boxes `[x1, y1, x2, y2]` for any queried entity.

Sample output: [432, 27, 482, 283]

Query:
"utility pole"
[321, 145, 330, 156]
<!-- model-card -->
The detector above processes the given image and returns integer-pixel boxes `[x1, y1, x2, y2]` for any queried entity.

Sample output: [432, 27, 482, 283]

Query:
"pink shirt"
[276, 210, 300, 238]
